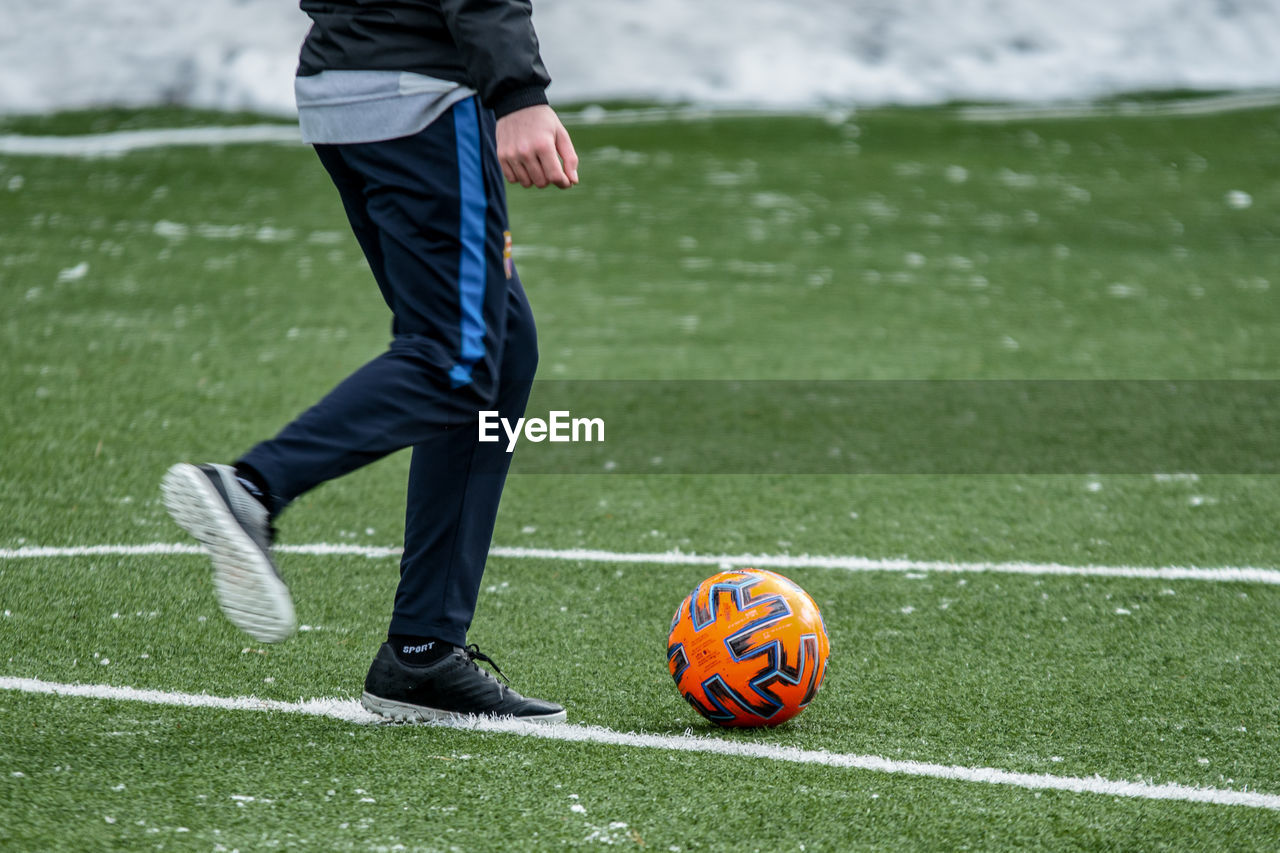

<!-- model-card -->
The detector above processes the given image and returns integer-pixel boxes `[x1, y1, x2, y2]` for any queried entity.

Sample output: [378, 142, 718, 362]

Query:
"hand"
[496, 104, 579, 189]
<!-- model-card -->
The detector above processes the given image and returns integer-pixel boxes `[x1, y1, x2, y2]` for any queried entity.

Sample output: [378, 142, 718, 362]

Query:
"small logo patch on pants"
[503, 231, 513, 279]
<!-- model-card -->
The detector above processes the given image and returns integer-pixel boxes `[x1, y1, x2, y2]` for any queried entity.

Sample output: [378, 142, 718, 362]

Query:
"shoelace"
[464, 644, 511, 685]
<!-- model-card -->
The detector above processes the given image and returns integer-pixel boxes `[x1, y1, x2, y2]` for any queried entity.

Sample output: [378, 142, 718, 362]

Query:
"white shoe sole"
[162, 463, 296, 644]
[360, 691, 567, 725]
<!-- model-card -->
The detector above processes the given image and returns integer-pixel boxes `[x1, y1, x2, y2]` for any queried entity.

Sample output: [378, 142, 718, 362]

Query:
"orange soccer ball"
[667, 568, 830, 727]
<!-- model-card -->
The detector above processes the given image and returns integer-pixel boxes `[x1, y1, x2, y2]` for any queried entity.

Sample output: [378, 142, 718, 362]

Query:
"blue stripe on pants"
[449, 98, 489, 388]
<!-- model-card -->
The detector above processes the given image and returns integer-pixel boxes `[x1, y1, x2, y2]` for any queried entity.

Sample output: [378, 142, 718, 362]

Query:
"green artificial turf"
[2, 100, 1279, 849]
[6, 693, 1280, 852]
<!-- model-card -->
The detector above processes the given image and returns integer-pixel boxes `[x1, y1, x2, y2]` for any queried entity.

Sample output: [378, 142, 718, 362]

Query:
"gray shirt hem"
[296, 70, 478, 145]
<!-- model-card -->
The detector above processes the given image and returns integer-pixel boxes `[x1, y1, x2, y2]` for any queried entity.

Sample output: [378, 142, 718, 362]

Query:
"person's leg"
[385, 100, 539, 646]
[361, 299, 556, 723]
[237, 102, 509, 515]
[391, 274, 537, 646]
[357, 103, 562, 723]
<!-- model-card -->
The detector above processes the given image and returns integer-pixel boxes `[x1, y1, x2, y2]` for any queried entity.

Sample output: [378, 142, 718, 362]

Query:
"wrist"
[492, 86, 550, 119]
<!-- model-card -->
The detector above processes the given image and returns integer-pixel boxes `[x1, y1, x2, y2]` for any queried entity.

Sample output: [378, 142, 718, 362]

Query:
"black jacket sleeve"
[439, 0, 551, 117]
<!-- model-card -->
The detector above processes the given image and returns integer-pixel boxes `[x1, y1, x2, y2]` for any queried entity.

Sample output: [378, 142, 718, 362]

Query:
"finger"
[520, 146, 550, 189]
[500, 158, 518, 185]
[509, 159, 534, 189]
[536, 141, 571, 189]
[556, 125, 580, 185]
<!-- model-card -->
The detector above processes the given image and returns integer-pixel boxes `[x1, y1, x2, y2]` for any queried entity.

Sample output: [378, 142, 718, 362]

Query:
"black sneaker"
[361, 643, 566, 724]
[161, 462, 295, 643]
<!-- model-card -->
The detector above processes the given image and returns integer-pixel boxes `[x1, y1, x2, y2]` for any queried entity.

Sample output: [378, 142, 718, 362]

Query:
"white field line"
[564, 91, 1280, 125]
[0, 124, 301, 157]
[2, 675, 1277, 811]
[1, 542, 1279, 585]
[562, 105, 853, 125]
[955, 90, 1280, 122]
[2, 90, 1277, 158]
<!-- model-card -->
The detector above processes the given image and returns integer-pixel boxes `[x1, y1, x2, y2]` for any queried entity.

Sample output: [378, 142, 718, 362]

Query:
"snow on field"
[3, 0, 1279, 115]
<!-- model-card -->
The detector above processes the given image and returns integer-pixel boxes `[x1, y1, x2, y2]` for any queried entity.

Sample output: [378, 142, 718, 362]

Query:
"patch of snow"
[1225, 190, 1253, 210]
[56, 262, 89, 283]
[2, 1, 1280, 115]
